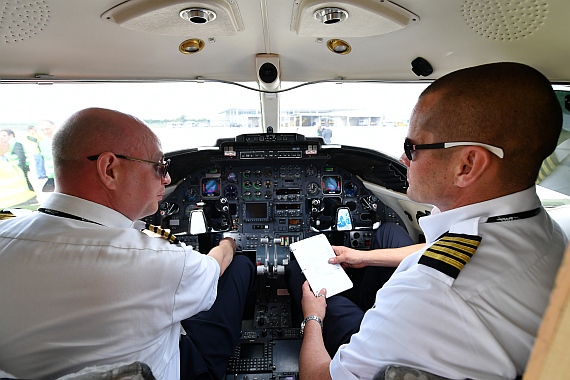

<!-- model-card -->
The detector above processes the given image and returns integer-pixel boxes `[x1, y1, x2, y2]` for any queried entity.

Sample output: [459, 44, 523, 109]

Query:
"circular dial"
[307, 182, 320, 196]
[223, 185, 238, 200]
[184, 188, 199, 202]
[227, 172, 238, 183]
[243, 180, 252, 189]
[344, 182, 358, 197]
[185, 204, 198, 218]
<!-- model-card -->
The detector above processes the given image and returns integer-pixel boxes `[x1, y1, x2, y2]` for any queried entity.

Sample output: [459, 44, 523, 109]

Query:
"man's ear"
[95, 152, 120, 190]
[454, 147, 493, 188]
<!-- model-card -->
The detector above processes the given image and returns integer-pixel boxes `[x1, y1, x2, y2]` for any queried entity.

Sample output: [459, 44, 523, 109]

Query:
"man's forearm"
[364, 243, 425, 267]
[299, 320, 332, 380]
[207, 238, 235, 276]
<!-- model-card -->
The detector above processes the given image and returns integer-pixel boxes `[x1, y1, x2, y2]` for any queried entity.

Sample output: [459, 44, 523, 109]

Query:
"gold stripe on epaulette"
[422, 250, 465, 271]
[145, 223, 179, 244]
[419, 232, 482, 279]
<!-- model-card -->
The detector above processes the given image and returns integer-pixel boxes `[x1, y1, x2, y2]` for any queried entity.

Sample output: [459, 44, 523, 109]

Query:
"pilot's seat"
[374, 365, 523, 380]
[374, 365, 450, 380]
[0, 361, 155, 380]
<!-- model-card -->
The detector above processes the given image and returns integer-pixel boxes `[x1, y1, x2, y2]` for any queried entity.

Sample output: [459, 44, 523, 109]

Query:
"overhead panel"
[101, 0, 245, 36]
[291, 0, 419, 37]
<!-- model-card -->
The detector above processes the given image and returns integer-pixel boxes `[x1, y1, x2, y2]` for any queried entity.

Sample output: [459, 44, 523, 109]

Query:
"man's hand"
[299, 281, 333, 380]
[301, 281, 327, 320]
[329, 246, 367, 269]
[218, 236, 237, 255]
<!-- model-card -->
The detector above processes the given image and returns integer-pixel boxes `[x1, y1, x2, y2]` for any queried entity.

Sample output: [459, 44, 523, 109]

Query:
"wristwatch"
[300, 315, 323, 335]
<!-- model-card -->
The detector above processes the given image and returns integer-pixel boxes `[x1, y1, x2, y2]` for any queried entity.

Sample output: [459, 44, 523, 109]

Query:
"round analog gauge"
[185, 204, 198, 218]
[253, 169, 262, 178]
[227, 172, 238, 183]
[243, 180, 252, 189]
[159, 202, 179, 217]
[344, 182, 358, 197]
[264, 180, 272, 188]
[242, 191, 252, 200]
[253, 180, 262, 189]
[264, 168, 272, 177]
[184, 188, 199, 202]
[264, 190, 272, 199]
[224, 185, 238, 200]
[242, 169, 251, 178]
[307, 182, 320, 196]
[254, 191, 262, 198]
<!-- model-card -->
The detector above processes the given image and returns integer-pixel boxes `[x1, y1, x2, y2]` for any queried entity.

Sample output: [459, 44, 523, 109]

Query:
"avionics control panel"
[153, 162, 397, 252]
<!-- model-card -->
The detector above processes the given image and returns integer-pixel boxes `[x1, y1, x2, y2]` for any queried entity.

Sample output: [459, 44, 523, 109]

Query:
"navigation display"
[322, 175, 342, 195]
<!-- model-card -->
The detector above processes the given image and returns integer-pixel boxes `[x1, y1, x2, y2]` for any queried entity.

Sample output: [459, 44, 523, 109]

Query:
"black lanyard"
[485, 207, 541, 223]
[38, 208, 104, 226]
[37, 207, 179, 244]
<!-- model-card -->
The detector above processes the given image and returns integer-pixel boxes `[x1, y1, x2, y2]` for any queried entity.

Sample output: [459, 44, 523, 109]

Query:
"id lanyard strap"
[485, 208, 541, 223]
[38, 208, 179, 244]
[38, 207, 104, 226]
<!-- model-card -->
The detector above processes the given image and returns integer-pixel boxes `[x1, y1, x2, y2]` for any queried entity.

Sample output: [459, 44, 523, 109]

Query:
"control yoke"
[189, 198, 234, 235]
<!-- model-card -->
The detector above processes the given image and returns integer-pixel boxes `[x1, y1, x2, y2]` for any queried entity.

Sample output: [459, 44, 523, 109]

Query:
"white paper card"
[289, 234, 353, 298]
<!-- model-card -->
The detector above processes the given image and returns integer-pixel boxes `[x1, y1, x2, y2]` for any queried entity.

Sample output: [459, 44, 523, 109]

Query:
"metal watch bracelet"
[300, 315, 323, 335]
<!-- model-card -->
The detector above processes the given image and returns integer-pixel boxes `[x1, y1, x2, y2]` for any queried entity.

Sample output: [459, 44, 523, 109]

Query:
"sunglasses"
[404, 137, 504, 161]
[87, 153, 170, 178]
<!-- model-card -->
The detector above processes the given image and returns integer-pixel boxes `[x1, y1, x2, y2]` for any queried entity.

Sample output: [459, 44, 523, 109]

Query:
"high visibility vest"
[0, 157, 36, 209]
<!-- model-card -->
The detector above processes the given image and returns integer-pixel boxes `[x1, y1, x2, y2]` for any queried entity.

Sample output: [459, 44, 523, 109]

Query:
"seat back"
[373, 365, 450, 380]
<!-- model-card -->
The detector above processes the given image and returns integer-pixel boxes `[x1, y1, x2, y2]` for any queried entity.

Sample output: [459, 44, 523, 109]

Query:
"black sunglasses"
[87, 153, 170, 178]
[404, 137, 504, 161]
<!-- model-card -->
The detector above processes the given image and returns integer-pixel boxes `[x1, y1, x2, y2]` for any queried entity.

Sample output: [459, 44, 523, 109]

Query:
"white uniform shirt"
[0, 193, 220, 379]
[330, 187, 568, 380]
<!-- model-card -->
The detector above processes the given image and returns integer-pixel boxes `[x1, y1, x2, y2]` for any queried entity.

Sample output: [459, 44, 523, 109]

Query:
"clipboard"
[289, 234, 353, 298]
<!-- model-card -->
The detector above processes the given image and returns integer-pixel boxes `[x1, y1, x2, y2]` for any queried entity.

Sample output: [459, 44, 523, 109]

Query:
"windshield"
[1, 81, 569, 209]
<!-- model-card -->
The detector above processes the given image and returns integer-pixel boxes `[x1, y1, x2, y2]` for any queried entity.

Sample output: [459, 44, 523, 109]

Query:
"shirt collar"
[41, 192, 134, 229]
[419, 186, 542, 244]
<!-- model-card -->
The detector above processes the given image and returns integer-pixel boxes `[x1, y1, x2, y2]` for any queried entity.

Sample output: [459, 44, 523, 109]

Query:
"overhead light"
[179, 39, 205, 54]
[179, 8, 216, 24]
[327, 39, 351, 55]
[314, 8, 349, 24]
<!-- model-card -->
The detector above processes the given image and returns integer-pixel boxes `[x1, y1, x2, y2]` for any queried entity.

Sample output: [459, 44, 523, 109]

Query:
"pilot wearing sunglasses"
[0, 107, 254, 380]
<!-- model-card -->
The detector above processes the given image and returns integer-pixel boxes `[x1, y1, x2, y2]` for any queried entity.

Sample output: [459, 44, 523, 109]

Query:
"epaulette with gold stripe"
[146, 223, 179, 244]
[419, 232, 481, 279]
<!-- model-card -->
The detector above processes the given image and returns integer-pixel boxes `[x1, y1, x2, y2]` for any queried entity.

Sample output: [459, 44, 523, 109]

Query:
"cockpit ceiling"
[1, 0, 570, 82]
